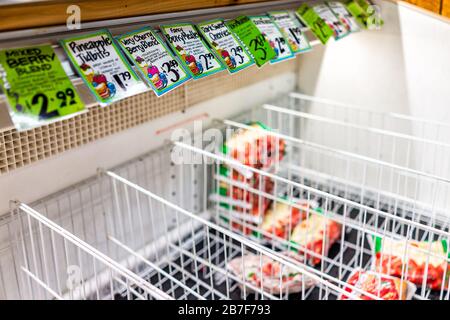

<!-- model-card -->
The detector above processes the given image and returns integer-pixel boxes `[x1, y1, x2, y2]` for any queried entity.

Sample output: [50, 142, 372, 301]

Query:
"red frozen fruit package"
[215, 121, 285, 235]
[221, 122, 285, 170]
[217, 170, 275, 217]
[215, 171, 274, 235]
[227, 251, 316, 295]
[261, 200, 319, 239]
[373, 237, 450, 290]
[290, 212, 342, 265]
[339, 269, 416, 300]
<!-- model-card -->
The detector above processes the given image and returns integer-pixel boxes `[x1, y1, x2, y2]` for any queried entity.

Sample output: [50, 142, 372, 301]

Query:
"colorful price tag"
[355, 0, 371, 12]
[197, 19, 254, 73]
[357, 0, 384, 30]
[268, 11, 312, 54]
[249, 15, 294, 64]
[345, 0, 383, 29]
[226, 16, 276, 68]
[116, 27, 191, 96]
[327, 1, 361, 33]
[61, 29, 147, 105]
[313, 4, 350, 40]
[345, 0, 369, 28]
[0, 45, 85, 131]
[160, 23, 225, 79]
[296, 4, 334, 45]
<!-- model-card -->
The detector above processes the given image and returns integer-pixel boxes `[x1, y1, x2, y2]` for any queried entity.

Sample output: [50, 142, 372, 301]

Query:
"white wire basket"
[10, 201, 172, 300]
[9, 166, 358, 300]
[1, 92, 449, 300]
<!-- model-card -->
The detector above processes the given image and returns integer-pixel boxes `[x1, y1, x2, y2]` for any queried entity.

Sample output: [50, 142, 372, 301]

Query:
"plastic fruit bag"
[261, 200, 319, 239]
[290, 211, 342, 265]
[221, 121, 285, 170]
[372, 237, 450, 291]
[227, 251, 316, 295]
[216, 170, 275, 217]
[339, 269, 416, 300]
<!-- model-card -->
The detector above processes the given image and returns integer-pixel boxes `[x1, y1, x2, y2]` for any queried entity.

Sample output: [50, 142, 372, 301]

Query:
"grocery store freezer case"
[1, 93, 449, 300]
[1, 0, 450, 301]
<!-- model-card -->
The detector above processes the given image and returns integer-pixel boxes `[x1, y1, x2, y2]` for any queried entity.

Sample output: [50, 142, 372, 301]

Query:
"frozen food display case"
[0, 0, 449, 301]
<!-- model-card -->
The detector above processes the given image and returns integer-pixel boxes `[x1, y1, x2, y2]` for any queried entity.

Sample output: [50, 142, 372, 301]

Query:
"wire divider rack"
[2, 92, 450, 300]
[10, 201, 172, 300]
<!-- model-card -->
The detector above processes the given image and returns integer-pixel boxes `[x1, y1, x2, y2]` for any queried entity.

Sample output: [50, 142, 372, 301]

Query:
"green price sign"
[0, 45, 85, 130]
[226, 16, 276, 67]
[345, 0, 384, 29]
[355, 0, 371, 12]
[296, 4, 334, 45]
[345, 0, 368, 28]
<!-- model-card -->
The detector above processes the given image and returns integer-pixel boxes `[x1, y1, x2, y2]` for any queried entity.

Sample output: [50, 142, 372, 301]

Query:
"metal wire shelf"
[1, 92, 449, 300]
[178, 138, 450, 300]
[10, 201, 172, 300]
[262, 93, 450, 179]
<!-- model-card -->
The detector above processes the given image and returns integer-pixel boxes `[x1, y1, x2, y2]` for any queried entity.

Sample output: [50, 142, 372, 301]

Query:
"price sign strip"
[0, 4, 378, 131]
[61, 29, 147, 105]
[197, 18, 255, 74]
[296, 3, 334, 45]
[0, 45, 85, 131]
[226, 16, 276, 68]
[268, 11, 312, 55]
[160, 23, 225, 80]
[249, 15, 294, 64]
[116, 27, 191, 97]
